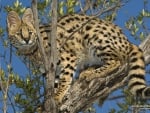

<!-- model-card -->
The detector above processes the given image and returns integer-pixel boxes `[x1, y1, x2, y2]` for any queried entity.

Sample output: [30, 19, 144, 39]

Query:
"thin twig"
[94, 1, 125, 17]
[7, 93, 16, 113]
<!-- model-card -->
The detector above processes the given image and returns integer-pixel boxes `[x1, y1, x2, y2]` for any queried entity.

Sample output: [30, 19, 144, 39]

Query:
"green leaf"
[137, 15, 143, 24]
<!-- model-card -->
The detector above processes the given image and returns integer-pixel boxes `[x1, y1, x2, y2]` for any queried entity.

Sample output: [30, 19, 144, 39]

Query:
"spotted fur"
[7, 8, 150, 104]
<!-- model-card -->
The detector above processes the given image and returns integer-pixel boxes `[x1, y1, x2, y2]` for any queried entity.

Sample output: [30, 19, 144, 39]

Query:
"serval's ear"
[7, 10, 21, 35]
[22, 8, 34, 26]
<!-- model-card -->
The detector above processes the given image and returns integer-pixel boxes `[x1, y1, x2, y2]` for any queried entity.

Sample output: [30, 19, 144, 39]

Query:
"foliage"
[125, 0, 150, 41]
[5, 0, 26, 14]
[14, 75, 44, 113]
[109, 89, 150, 113]
[0, 64, 44, 112]
[58, 0, 79, 15]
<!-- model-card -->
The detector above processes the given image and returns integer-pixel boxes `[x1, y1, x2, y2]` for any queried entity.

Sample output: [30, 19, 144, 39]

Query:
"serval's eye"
[29, 31, 33, 35]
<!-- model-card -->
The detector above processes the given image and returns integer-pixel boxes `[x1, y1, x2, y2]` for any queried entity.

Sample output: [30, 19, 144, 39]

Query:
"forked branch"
[59, 64, 128, 112]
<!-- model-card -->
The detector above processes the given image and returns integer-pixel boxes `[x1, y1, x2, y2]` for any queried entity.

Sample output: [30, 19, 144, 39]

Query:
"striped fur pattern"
[7, 8, 150, 104]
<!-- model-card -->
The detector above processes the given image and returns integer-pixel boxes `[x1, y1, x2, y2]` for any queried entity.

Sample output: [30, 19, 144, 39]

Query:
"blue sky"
[0, 0, 150, 113]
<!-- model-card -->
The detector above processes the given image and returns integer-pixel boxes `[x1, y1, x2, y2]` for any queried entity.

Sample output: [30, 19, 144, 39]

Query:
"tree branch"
[31, 1, 57, 113]
[58, 34, 150, 113]
[59, 64, 128, 112]
[139, 34, 150, 65]
[42, 1, 58, 112]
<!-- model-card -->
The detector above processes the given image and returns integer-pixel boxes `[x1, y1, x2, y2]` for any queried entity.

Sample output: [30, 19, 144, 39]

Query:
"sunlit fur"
[7, 8, 150, 104]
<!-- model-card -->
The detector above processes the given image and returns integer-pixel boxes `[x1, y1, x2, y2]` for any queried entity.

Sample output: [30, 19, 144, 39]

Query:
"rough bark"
[139, 35, 150, 65]
[32, 0, 57, 113]
[59, 35, 150, 113]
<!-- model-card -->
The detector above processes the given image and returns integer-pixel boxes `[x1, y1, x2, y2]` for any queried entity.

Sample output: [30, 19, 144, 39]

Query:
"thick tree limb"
[139, 35, 150, 65]
[59, 64, 128, 112]
[59, 34, 150, 113]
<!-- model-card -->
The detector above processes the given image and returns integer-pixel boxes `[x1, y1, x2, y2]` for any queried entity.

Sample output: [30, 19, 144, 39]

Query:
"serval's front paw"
[79, 68, 95, 81]
[54, 94, 63, 105]
[54, 84, 71, 105]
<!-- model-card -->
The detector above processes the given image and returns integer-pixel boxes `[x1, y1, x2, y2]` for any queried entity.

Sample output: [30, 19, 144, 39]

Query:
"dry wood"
[31, 0, 57, 113]
[140, 35, 150, 65]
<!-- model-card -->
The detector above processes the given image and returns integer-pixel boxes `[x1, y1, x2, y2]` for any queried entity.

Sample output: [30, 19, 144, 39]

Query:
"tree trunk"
[32, 0, 57, 113]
